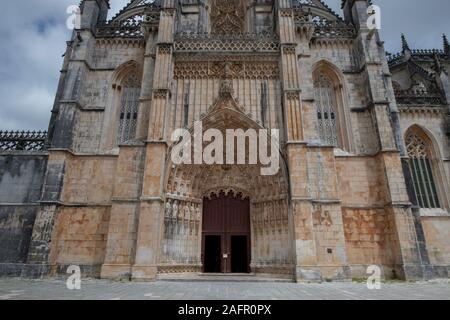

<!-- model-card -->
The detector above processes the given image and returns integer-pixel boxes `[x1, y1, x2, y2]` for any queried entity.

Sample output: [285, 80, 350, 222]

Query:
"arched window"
[117, 73, 141, 144]
[314, 73, 339, 147]
[406, 132, 441, 209]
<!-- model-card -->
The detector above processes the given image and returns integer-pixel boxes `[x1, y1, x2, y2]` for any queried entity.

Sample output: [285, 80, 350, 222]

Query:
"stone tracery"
[162, 161, 293, 273]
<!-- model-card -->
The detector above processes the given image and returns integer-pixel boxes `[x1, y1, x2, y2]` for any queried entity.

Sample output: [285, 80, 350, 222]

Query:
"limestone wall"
[0, 154, 47, 275]
[45, 154, 116, 275]
[421, 217, 450, 267]
[69, 40, 148, 154]
[335, 155, 398, 277]
[51, 206, 110, 273]
[312, 203, 349, 279]
[342, 208, 397, 277]
[335, 156, 388, 206]
[61, 155, 116, 204]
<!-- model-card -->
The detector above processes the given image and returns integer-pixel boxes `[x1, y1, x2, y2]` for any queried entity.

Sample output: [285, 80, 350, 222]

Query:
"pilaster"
[132, 143, 167, 280]
[278, 4, 303, 143]
[101, 145, 146, 279]
[131, 2, 175, 280]
[136, 18, 158, 140]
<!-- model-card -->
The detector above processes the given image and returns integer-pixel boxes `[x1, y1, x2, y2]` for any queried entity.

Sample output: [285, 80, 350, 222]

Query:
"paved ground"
[0, 278, 449, 300]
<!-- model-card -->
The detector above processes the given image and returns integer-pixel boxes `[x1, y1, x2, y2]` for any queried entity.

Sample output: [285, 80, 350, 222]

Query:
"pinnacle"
[401, 33, 411, 52]
[443, 34, 449, 54]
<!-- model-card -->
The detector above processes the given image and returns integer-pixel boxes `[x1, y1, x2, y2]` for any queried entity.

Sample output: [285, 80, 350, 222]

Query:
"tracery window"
[117, 73, 141, 144]
[406, 133, 441, 209]
[314, 73, 339, 147]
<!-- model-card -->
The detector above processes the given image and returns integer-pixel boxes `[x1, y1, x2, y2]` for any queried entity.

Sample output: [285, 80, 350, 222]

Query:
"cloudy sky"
[0, 0, 448, 130]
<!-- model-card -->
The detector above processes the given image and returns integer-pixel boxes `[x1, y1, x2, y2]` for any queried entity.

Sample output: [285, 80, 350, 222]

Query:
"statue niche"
[211, 0, 245, 34]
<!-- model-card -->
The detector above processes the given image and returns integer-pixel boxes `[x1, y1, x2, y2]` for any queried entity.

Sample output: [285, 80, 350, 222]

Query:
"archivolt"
[164, 87, 290, 203]
[159, 85, 294, 274]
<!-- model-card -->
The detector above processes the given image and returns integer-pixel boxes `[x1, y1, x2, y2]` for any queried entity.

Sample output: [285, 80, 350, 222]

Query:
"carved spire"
[443, 34, 449, 55]
[401, 34, 410, 52]
[401, 33, 412, 60]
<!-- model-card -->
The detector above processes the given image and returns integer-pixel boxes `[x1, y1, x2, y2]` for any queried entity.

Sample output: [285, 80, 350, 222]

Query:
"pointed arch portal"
[158, 88, 294, 276]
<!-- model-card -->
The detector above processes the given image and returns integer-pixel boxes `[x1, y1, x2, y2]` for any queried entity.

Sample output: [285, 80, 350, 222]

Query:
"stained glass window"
[314, 73, 339, 146]
[406, 133, 441, 209]
[117, 74, 140, 144]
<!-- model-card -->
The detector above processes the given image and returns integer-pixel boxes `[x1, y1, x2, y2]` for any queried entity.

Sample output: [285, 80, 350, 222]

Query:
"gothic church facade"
[0, 0, 449, 282]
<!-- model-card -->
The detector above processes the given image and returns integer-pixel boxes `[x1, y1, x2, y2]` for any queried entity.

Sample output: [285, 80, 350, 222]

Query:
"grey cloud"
[327, 0, 449, 53]
[0, 0, 448, 130]
[0, 0, 75, 130]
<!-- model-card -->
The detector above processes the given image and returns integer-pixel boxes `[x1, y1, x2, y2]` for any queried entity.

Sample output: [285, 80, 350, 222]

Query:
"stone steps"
[156, 273, 295, 283]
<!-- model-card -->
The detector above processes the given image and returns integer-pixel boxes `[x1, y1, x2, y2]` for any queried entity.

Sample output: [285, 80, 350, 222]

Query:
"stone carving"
[162, 198, 202, 265]
[97, 1, 161, 39]
[406, 134, 428, 159]
[320, 210, 333, 226]
[173, 61, 279, 79]
[219, 79, 234, 97]
[211, 0, 245, 34]
[174, 32, 279, 52]
[0, 131, 47, 151]
[293, 1, 356, 39]
[158, 44, 172, 55]
[252, 199, 292, 266]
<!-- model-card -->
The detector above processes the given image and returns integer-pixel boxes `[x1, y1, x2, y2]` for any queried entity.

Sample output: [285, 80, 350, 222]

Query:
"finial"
[401, 34, 412, 60]
[401, 34, 410, 52]
[443, 34, 449, 55]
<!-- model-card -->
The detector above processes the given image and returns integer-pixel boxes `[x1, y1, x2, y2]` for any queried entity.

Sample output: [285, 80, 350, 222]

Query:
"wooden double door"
[202, 192, 251, 273]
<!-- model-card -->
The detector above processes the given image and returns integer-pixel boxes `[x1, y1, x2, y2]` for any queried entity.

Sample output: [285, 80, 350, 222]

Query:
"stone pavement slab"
[0, 278, 449, 300]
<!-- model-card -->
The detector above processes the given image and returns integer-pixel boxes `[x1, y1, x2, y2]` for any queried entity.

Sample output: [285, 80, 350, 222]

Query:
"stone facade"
[0, 0, 449, 282]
